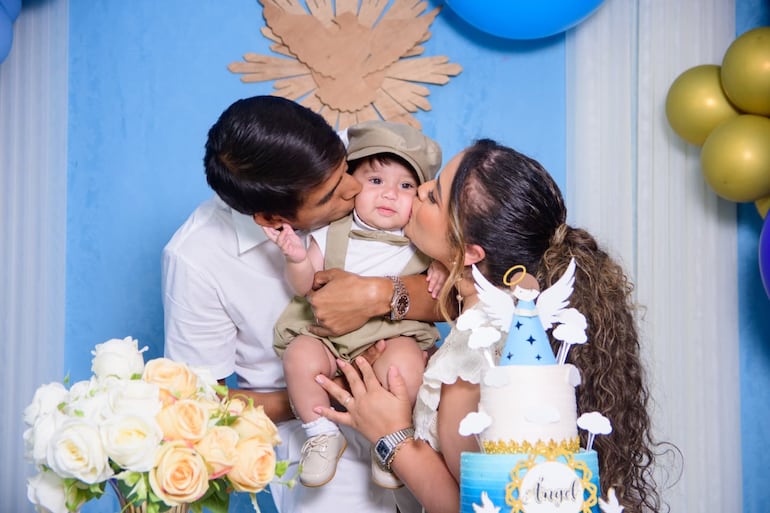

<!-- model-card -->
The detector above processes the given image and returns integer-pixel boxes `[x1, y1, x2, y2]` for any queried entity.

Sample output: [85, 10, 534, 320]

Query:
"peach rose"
[149, 441, 209, 505]
[143, 358, 199, 403]
[194, 426, 239, 479]
[231, 403, 281, 446]
[156, 399, 209, 443]
[227, 437, 276, 493]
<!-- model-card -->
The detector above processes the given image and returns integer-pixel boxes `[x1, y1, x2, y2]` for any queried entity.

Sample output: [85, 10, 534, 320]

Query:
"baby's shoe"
[299, 432, 347, 487]
[370, 449, 403, 489]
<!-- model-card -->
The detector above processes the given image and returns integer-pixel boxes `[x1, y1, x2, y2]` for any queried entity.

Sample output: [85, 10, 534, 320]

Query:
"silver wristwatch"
[386, 275, 410, 321]
[373, 427, 415, 470]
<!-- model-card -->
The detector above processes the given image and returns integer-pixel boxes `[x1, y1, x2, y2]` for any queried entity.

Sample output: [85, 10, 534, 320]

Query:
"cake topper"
[470, 258, 587, 365]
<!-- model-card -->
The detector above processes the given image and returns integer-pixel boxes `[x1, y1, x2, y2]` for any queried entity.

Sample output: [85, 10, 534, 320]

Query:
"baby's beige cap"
[346, 120, 442, 184]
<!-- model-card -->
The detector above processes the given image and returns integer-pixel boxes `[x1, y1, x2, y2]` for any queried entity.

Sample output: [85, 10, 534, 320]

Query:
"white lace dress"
[412, 303, 506, 451]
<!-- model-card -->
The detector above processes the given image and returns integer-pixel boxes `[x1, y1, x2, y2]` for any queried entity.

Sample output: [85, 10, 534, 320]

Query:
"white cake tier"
[480, 364, 579, 450]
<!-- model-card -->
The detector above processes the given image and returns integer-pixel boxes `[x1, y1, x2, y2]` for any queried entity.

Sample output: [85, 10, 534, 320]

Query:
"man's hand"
[306, 269, 390, 337]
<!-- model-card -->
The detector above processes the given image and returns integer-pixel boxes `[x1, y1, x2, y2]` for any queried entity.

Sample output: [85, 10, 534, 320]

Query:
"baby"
[265, 120, 446, 489]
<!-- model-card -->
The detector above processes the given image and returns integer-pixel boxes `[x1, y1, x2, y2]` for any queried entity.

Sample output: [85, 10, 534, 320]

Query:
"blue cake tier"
[460, 450, 601, 513]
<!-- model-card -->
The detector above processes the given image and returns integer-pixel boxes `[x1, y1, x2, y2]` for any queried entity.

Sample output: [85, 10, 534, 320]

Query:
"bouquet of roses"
[23, 337, 291, 513]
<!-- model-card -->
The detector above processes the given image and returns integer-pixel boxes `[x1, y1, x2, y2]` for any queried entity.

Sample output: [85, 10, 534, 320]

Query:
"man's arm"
[306, 269, 448, 337]
[220, 383, 295, 423]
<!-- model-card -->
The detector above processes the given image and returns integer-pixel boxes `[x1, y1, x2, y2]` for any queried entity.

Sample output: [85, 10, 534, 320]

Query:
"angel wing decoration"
[536, 257, 576, 330]
[471, 264, 514, 331]
[471, 258, 587, 366]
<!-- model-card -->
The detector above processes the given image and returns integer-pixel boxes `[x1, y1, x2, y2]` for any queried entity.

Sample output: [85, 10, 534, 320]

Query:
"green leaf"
[274, 460, 289, 478]
[195, 479, 230, 513]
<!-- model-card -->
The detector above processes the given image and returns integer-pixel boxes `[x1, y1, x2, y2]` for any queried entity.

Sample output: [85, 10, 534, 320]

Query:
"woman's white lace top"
[413, 303, 505, 451]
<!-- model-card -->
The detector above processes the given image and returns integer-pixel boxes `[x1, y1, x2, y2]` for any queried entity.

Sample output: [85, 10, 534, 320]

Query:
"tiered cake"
[458, 261, 612, 513]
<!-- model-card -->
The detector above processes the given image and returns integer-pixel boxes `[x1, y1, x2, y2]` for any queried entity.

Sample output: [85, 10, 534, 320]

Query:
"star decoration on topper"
[228, 0, 463, 130]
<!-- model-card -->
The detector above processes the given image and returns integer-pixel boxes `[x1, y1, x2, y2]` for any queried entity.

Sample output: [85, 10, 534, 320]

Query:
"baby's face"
[352, 159, 419, 231]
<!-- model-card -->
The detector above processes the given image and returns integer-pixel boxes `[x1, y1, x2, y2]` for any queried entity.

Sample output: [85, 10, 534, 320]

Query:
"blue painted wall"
[66, 1, 565, 511]
[65, 0, 565, 372]
[736, 2, 770, 511]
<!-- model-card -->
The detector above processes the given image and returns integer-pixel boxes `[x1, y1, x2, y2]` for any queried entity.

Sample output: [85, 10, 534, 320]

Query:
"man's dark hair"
[204, 96, 346, 218]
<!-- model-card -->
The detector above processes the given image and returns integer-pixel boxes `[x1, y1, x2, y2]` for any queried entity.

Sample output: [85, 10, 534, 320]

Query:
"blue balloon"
[761, 215, 770, 299]
[444, 0, 606, 40]
[0, 9, 12, 64]
[0, 0, 21, 22]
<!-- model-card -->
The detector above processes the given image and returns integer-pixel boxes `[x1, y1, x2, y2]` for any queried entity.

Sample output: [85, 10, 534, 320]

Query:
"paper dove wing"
[472, 491, 501, 513]
[598, 488, 624, 513]
[536, 258, 577, 330]
[472, 264, 514, 330]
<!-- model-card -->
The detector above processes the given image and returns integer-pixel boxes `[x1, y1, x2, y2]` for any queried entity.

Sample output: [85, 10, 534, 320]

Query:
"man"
[162, 96, 436, 513]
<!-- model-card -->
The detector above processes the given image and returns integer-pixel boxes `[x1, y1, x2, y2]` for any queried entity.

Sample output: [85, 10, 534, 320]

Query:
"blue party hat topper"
[498, 268, 556, 365]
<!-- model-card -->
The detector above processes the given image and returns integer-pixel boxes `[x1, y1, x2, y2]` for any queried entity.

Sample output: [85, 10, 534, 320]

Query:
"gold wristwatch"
[386, 275, 409, 321]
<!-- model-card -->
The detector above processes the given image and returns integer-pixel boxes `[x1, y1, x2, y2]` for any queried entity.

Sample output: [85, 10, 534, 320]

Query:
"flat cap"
[346, 121, 442, 185]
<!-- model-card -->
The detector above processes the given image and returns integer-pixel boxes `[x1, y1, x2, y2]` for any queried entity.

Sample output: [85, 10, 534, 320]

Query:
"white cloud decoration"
[459, 411, 492, 436]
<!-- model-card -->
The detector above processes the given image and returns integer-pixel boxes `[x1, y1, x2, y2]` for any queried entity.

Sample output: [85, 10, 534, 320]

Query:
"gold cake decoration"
[482, 437, 581, 456]
[504, 452, 598, 513]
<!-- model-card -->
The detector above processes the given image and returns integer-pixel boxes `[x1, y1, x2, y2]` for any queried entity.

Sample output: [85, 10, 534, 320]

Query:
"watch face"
[396, 295, 409, 314]
[375, 439, 390, 461]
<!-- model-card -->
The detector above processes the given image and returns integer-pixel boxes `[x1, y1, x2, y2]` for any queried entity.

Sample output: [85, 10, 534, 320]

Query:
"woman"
[314, 139, 665, 513]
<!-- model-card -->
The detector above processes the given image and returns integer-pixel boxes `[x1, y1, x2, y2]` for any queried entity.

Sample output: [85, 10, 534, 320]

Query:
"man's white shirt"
[162, 195, 418, 513]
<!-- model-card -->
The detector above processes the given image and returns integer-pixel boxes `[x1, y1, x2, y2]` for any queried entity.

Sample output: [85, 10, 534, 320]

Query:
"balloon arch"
[665, 27, 770, 297]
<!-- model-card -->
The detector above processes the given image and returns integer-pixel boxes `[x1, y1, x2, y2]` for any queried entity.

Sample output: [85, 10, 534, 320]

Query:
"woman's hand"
[313, 356, 413, 444]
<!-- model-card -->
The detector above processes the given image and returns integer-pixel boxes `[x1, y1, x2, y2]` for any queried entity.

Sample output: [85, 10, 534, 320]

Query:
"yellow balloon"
[721, 26, 770, 116]
[666, 64, 740, 146]
[701, 114, 770, 202]
[756, 195, 770, 218]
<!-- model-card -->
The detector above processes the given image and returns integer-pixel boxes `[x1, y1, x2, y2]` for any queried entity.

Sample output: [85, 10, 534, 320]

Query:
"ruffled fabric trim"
[413, 304, 505, 450]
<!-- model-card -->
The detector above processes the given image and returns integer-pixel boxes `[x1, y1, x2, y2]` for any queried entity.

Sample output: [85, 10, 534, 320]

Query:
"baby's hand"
[426, 261, 449, 298]
[262, 224, 307, 263]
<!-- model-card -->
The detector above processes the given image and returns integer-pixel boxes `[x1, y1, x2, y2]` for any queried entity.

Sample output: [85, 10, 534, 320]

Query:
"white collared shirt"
[162, 195, 291, 390]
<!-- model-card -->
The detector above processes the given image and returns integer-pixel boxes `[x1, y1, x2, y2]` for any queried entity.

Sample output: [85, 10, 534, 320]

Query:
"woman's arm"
[314, 357, 459, 513]
[307, 271, 446, 336]
[436, 380, 482, 482]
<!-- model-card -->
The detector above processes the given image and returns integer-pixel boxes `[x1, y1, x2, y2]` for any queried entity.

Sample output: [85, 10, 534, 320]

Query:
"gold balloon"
[666, 64, 740, 146]
[756, 195, 770, 218]
[701, 114, 770, 202]
[721, 26, 770, 116]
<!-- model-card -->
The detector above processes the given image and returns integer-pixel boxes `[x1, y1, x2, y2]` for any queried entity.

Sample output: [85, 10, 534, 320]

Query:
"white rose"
[24, 409, 67, 465]
[188, 365, 220, 401]
[27, 471, 70, 513]
[100, 414, 163, 471]
[23, 382, 68, 426]
[107, 379, 161, 418]
[46, 418, 113, 484]
[91, 336, 146, 380]
[64, 378, 111, 423]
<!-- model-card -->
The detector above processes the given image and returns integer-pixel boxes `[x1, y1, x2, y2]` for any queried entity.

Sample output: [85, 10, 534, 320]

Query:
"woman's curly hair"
[439, 139, 673, 512]
[540, 227, 663, 513]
